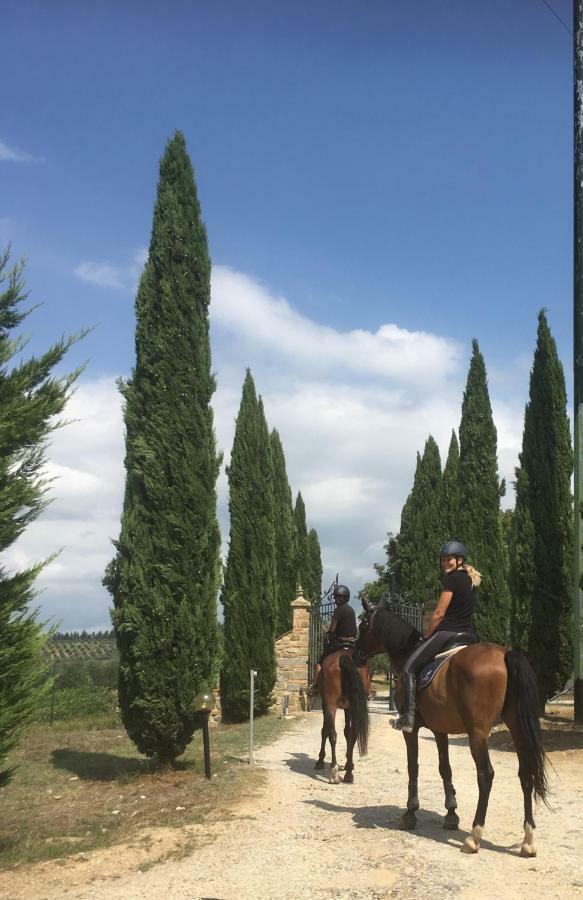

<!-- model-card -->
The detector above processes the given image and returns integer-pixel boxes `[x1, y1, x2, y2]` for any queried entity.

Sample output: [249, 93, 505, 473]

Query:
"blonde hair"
[462, 564, 481, 587]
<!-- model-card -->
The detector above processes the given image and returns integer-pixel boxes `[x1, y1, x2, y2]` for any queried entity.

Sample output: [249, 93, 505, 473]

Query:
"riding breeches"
[403, 631, 461, 676]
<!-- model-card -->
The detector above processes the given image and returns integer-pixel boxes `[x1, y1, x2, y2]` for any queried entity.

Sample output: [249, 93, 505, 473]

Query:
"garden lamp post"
[194, 690, 213, 780]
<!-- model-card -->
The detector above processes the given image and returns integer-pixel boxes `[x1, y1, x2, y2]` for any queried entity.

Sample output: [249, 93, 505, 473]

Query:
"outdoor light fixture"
[194, 690, 213, 780]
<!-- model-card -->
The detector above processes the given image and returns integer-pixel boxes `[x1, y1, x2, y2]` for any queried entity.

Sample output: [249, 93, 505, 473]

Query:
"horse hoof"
[461, 839, 479, 854]
[329, 765, 340, 784]
[520, 844, 537, 858]
[314, 759, 325, 770]
[343, 772, 354, 784]
[443, 813, 460, 831]
[399, 814, 417, 830]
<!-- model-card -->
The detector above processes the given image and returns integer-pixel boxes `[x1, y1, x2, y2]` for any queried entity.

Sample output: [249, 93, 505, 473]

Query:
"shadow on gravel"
[306, 799, 524, 857]
[284, 752, 342, 781]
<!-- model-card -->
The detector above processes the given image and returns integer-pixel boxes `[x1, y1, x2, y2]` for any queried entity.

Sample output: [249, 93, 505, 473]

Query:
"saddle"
[418, 632, 477, 692]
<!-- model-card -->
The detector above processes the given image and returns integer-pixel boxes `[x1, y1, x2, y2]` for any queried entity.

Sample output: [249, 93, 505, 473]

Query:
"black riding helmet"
[439, 540, 468, 560]
[333, 584, 350, 601]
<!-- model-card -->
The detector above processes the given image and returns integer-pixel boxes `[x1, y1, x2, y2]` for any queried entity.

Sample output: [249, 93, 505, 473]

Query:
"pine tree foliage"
[104, 133, 221, 765]
[270, 429, 296, 635]
[307, 528, 323, 603]
[221, 370, 277, 721]
[458, 340, 509, 644]
[516, 311, 573, 700]
[441, 430, 460, 539]
[294, 491, 309, 591]
[390, 436, 443, 604]
[0, 250, 84, 785]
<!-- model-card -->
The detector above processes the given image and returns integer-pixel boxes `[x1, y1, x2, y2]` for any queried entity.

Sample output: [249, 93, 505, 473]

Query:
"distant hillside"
[44, 631, 117, 660]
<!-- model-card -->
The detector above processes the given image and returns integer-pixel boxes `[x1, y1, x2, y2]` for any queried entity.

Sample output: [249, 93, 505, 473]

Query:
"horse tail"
[503, 650, 548, 806]
[340, 655, 369, 756]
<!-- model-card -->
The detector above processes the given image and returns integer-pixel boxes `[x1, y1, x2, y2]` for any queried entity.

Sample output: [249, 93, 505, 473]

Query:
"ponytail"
[462, 564, 481, 587]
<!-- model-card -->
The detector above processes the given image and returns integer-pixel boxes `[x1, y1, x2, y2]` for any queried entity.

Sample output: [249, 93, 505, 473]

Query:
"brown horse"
[356, 601, 548, 855]
[314, 649, 370, 783]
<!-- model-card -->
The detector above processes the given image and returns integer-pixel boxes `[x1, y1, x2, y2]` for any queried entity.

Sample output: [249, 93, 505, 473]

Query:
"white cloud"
[74, 249, 147, 291]
[6, 267, 527, 628]
[0, 139, 42, 163]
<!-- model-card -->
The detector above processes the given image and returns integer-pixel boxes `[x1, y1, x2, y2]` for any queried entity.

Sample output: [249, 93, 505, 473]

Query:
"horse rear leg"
[343, 709, 356, 783]
[434, 731, 459, 830]
[462, 730, 494, 853]
[503, 707, 537, 857]
[400, 728, 420, 829]
[315, 704, 328, 770]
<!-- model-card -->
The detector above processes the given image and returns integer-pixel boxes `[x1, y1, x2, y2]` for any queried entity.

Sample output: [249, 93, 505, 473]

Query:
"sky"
[1, 0, 573, 630]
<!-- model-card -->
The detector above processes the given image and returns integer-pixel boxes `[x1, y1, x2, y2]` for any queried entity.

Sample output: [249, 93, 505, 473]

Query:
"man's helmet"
[333, 584, 351, 600]
[439, 540, 468, 560]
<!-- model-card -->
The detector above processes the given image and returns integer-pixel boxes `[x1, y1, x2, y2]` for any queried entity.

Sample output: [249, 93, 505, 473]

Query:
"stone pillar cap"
[291, 584, 310, 608]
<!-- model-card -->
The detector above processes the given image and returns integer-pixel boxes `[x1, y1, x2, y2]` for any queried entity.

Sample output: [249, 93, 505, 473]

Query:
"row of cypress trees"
[372, 318, 572, 700]
[220, 373, 322, 721]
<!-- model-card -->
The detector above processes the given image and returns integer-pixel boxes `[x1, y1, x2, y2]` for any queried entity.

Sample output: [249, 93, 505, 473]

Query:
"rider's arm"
[327, 613, 338, 635]
[425, 590, 453, 637]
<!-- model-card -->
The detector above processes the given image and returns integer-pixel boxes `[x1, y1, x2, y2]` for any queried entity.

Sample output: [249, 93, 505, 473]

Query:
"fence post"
[249, 669, 257, 765]
[49, 659, 57, 725]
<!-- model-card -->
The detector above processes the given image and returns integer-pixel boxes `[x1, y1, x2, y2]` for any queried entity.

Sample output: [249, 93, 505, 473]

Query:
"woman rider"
[392, 540, 481, 733]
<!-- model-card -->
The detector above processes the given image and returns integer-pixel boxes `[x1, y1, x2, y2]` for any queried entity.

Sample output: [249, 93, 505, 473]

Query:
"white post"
[249, 669, 257, 765]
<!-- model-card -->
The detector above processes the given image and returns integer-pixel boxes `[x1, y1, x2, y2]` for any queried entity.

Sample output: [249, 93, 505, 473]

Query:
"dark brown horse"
[356, 601, 548, 855]
[314, 649, 369, 783]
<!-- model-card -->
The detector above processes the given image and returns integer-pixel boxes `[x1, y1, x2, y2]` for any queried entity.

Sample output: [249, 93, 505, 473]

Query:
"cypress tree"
[0, 251, 83, 785]
[294, 491, 309, 591]
[441, 430, 460, 539]
[458, 340, 509, 645]
[390, 436, 442, 604]
[104, 133, 222, 766]
[221, 370, 277, 721]
[509, 468, 535, 652]
[518, 311, 573, 701]
[307, 528, 323, 603]
[270, 429, 296, 635]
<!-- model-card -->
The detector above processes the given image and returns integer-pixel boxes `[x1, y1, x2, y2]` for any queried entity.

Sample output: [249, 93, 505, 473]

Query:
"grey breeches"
[403, 631, 460, 676]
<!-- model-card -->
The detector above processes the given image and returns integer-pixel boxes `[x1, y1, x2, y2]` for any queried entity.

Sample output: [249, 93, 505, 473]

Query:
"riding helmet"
[439, 540, 468, 560]
[333, 584, 351, 600]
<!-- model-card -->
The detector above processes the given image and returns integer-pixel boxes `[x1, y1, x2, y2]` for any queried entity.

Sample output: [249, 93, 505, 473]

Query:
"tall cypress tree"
[517, 311, 573, 701]
[0, 251, 83, 785]
[221, 371, 277, 721]
[441, 430, 460, 539]
[270, 429, 296, 635]
[458, 340, 509, 645]
[307, 528, 323, 603]
[294, 491, 309, 590]
[509, 467, 535, 652]
[104, 133, 221, 766]
[390, 436, 442, 604]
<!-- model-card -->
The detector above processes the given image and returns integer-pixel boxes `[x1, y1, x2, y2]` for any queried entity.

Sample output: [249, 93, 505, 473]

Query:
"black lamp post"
[194, 690, 213, 780]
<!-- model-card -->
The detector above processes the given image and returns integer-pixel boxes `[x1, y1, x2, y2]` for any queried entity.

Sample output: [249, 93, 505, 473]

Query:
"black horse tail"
[503, 650, 549, 806]
[340, 654, 369, 756]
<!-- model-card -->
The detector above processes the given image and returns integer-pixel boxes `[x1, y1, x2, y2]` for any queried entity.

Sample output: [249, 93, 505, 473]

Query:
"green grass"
[0, 710, 294, 870]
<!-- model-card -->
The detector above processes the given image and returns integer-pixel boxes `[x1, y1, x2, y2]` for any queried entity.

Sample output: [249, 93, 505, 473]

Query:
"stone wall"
[272, 589, 311, 715]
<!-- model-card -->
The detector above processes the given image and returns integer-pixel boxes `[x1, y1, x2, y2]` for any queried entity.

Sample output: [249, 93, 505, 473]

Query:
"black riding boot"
[392, 673, 417, 732]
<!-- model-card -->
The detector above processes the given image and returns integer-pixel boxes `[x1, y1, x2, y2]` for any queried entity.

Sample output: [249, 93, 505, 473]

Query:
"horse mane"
[374, 604, 422, 653]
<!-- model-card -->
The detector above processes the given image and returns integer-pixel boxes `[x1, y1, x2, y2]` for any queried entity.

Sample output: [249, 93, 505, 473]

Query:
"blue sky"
[1, 1, 574, 628]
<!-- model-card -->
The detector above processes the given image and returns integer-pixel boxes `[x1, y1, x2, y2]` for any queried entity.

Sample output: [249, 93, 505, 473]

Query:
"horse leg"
[462, 730, 494, 854]
[315, 703, 328, 770]
[503, 708, 537, 857]
[327, 705, 340, 783]
[343, 709, 356, 784]
[400, 728, 420, 829]
[434, 731, 459, 830]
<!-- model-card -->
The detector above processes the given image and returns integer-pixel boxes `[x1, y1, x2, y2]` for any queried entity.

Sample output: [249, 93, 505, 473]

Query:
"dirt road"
[2, 699, 582, 900]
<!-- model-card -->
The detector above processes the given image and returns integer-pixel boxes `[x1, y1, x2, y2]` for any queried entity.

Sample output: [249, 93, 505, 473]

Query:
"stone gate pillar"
[273, 587, 311, 715]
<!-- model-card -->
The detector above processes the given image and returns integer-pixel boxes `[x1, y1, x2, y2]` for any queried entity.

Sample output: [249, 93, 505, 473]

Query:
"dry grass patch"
[0, 710, 293, 870]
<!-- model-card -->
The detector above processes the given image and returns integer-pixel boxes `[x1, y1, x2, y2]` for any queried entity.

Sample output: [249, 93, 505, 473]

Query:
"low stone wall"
[272, 590, 311, 716]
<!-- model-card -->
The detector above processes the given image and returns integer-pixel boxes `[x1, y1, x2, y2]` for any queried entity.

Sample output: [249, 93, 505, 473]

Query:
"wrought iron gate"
[308, 574, 338, 691]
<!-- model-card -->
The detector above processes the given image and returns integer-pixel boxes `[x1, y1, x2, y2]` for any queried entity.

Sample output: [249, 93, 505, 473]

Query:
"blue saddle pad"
[418, 655, 451, 691]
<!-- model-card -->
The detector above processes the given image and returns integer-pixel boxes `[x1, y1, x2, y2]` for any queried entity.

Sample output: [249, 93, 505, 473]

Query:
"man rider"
[392, 540, 481, 732]
[312, 584, 357, 692]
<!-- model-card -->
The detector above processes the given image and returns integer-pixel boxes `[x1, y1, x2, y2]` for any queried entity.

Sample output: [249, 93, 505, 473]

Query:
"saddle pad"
[418, 644, 467, 692]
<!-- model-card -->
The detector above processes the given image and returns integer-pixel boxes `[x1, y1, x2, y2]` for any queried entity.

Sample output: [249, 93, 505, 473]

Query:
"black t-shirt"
[437, 569, 476, 634]
[331, 602, 357, 638]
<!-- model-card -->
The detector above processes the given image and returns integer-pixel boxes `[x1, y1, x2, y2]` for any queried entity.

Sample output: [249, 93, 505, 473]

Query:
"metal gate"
[308, 574, 338, 691]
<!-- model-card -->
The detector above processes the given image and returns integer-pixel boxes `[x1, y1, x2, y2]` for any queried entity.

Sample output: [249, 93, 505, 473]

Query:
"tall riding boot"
[392, 673, 417, 732]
